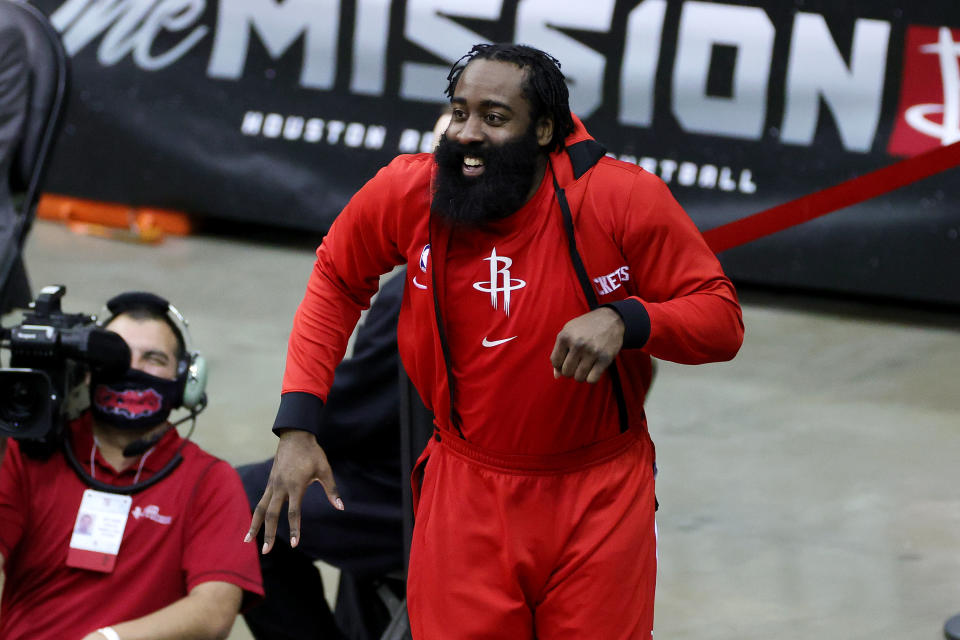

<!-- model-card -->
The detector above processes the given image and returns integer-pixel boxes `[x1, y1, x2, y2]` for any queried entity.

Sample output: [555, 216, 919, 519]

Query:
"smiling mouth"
[463, 155, 485, 177]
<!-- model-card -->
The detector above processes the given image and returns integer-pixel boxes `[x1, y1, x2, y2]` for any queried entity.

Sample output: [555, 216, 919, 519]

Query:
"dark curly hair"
[445, 43, 575, 153]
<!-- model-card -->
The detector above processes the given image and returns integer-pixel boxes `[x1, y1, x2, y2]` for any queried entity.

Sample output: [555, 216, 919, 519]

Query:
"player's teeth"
[464, 156, 484, 167]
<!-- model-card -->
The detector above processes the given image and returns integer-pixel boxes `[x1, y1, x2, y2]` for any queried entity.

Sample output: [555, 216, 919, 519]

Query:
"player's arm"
[246, 225, 382, 553]
[247, 159, 413, 551]
[81, 581, 242, 640]
[611, 175, 743, 365]
[551, 171, 743, 381]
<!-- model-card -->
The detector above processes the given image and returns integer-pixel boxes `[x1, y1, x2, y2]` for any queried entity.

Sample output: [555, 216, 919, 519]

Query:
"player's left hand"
[550, 307, 625, 383]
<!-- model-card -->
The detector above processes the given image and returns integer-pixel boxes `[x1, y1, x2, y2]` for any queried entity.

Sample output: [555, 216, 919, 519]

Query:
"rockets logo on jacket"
[472, 248, 525, 317]
[93, 386, 163, 418]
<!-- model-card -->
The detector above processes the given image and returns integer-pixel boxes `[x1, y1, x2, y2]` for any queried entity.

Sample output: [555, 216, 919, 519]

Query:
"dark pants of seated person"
[238, 458, 404, 640]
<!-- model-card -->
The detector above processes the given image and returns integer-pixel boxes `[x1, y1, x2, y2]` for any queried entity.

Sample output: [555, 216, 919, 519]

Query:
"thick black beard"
[432, 128, 543, 227]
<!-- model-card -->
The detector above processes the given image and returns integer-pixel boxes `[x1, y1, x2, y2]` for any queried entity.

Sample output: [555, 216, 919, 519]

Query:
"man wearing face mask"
[0, 292, 263, 640]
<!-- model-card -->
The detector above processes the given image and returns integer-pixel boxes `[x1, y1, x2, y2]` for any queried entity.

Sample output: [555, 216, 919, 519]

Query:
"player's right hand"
[244, 429, 344, 553]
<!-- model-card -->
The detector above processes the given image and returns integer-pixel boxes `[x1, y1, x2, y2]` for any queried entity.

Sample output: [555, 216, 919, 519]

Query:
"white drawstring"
[90, 434, 153, 484]
[132, 446, 154, 485]
[89, 436, 99, 480]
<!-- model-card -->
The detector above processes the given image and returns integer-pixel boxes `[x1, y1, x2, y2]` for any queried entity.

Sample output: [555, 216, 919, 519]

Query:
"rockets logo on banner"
[888, 26, 960, 156]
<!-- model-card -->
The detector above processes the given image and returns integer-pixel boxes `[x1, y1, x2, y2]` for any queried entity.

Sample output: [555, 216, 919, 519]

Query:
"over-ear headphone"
[98, 291, 208, 410]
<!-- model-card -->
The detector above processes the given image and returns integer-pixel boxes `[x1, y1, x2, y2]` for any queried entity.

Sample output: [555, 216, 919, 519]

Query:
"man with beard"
[249, 43, 744, 638]
[0, 292, 262, 640]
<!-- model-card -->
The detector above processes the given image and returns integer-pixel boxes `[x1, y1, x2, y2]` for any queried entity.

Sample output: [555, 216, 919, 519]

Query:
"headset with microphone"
[100, 291, 208, 412]
[63, 291, 209, 494]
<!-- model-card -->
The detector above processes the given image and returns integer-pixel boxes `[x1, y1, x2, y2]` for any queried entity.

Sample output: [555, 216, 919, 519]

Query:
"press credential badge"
[66, 489, 132, 572]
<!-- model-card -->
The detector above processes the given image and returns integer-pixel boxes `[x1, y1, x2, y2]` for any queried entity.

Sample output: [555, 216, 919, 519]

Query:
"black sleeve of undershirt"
[272, 392, 325, 439]
[603, 298, 651, 349]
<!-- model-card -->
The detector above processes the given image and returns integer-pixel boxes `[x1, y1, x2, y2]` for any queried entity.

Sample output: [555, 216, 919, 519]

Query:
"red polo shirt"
[0, 414, 263, 639]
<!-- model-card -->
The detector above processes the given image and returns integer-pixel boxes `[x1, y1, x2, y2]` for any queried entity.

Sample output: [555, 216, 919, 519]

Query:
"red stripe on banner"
[702, 140, 960, 254]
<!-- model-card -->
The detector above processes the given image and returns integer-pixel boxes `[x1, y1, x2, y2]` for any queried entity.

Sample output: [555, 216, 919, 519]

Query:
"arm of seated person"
[80, 581, 242, 640]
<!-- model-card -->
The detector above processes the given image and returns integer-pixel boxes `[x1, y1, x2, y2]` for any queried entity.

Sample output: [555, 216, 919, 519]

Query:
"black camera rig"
[1, 285, 130, 454]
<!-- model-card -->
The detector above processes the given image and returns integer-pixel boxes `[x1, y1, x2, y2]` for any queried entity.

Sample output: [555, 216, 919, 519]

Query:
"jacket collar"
[550, 114, 607, 185]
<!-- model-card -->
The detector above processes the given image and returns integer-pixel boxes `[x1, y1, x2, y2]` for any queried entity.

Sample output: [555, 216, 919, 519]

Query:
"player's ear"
[536, 116, 553, 148]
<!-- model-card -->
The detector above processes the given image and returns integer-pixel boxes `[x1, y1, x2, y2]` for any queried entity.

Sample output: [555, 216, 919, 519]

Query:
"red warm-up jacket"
[275, 117, 743, 455]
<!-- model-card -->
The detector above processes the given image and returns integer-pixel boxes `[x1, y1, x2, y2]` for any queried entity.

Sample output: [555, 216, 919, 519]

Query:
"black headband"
[106, 291, 171, 317]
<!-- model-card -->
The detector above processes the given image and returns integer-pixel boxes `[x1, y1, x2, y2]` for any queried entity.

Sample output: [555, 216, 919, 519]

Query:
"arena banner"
[26, 0, 960, 304]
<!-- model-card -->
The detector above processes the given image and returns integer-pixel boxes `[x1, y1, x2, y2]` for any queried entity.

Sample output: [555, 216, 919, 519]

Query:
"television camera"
[1, 285, 130, 452]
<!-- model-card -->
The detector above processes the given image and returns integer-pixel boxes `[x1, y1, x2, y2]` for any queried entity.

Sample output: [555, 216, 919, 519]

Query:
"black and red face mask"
[89, 369, 180, 431]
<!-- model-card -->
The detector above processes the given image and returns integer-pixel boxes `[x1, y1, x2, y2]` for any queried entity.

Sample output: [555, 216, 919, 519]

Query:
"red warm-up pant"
[407, 429, 657, 640]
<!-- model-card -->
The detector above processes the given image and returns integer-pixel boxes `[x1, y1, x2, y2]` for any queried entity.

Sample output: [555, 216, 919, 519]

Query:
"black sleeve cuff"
[603, 299, 651, 349]
[272, 392, 324, 439]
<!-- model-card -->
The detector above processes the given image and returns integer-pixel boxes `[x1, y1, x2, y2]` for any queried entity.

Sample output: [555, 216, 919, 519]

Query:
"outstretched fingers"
[244, 486, 269, 545]
[322, 474, 344, 512]
[286, 486, 303, 548]
[314, 449, 344, 513]
[244, 430, 346, 553]
[257, 478, 292, 554]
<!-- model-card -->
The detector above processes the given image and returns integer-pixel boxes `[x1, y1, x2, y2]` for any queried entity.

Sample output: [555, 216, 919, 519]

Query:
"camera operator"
[0, 291, 263, 640]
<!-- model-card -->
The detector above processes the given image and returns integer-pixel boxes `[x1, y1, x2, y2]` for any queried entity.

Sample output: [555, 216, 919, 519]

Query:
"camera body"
[1, 285, 130, 452]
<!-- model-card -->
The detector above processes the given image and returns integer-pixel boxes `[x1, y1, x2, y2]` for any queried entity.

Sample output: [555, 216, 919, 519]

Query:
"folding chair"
[0, 0, 69, 312]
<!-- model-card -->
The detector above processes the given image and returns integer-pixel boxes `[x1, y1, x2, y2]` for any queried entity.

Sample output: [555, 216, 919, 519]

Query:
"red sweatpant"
[407, 429, 657, 639]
